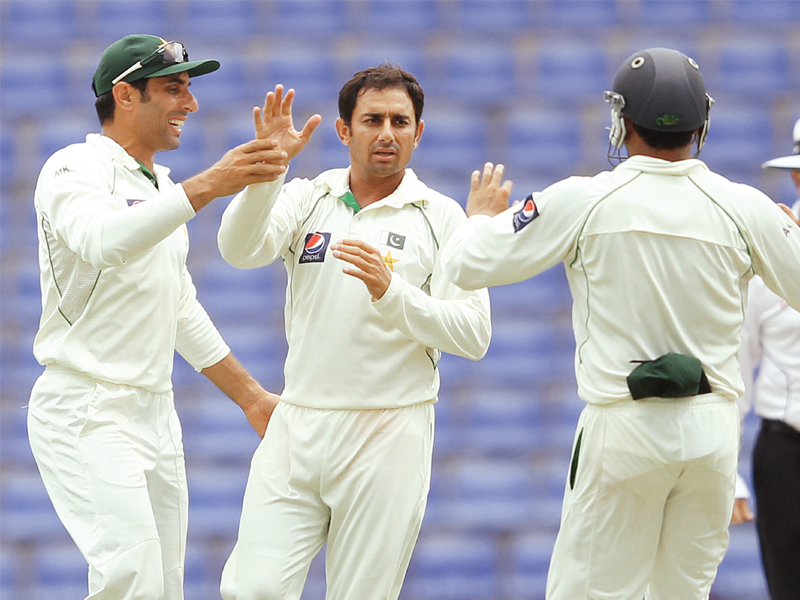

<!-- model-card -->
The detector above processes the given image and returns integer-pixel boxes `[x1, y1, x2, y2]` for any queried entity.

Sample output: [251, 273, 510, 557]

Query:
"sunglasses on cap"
[111, 40, 189, 87]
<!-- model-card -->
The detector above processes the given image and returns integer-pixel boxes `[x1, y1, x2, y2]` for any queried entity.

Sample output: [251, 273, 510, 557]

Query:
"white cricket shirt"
[218, 168, 491, 409]
[738, 203, 800, 432]
[33, 134, 230, 393]
[443, 156, 800, 405]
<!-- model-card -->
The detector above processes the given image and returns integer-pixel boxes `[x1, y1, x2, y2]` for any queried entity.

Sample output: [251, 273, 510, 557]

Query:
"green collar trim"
[339, 190, 360, 213]
[135, 160, 159, 189]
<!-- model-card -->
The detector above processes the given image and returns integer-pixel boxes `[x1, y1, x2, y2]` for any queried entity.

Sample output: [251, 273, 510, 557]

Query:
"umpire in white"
[441, 48, 800, 600]
[733, 118, 800, 600]
[27, 35, 288, 600]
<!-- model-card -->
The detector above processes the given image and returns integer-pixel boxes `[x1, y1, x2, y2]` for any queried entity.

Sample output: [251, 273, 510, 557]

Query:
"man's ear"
[413, 119, 424, 148]
[335, 117, 351, 147]
[112, 82, 136, 113]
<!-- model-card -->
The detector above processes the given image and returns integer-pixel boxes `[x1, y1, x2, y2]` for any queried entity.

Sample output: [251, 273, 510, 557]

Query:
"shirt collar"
[315, 167, 431, 210]
[614, 154, 709, 176]
[86, 133, 172, 178]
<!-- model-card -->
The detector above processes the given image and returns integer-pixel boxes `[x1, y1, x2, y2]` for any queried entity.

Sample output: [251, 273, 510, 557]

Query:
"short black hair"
[631, 121, 697, 150]
[95, 78, 150, 125]
[338, 63, 424, 127]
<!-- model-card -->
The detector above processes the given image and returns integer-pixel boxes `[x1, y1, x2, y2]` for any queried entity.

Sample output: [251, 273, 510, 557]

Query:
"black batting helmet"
[605, 47, 713, 156]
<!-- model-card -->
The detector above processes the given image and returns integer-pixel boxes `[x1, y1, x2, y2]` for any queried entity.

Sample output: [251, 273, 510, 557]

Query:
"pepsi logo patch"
[512, 195, 539, 233]
[299, 232, 331, 264]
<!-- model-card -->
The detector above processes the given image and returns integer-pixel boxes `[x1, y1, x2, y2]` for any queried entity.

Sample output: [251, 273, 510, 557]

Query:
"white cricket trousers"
[546, 395, 740, 600]
[27, 366, 187, 600]
[220, 400, 435, 600]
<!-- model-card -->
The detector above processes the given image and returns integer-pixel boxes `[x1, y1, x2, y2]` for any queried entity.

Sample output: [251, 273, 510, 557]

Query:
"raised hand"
[182, 138, 288, 211]
[466, 162, 514, 218]
[254, 84, 322, 160]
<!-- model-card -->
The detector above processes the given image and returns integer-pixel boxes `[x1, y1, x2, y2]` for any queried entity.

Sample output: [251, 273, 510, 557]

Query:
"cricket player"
[27, 34, 291, 600]
[440, 48, 800, 600]
[216, 66, 491, 600]
[732, 118, 800, 600]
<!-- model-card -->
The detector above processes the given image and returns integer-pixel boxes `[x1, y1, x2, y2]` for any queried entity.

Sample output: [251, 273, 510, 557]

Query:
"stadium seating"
[1, 2, 792, 599]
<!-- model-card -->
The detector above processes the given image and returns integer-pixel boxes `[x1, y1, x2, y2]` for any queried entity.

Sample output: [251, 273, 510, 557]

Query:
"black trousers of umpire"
[752, 419, 800, 600]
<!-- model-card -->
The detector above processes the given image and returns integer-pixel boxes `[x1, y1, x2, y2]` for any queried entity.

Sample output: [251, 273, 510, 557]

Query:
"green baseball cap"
[92, 34, 220, 97]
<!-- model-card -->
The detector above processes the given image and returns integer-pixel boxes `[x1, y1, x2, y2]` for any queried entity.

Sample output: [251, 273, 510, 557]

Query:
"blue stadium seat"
[180, 0, 257, 39]
[0, 0, 79, 45]
[509, 532, 556, 600]
[714, 40, 791, 97]
[700, 104, 771, 183]
[0, 406, 35, 468]
[505, 108, 582, 176]
[272, 0, 347, 33]
[548, 0, 619, 27]
[730, 0, 800, 24]
[635, 0, 711, 25]
[0, 55, 69, 115]
[0, 473, 68, 543]
[488, 320, 554, 356]
[405, 533, 498, 600]
[93, 0, 171, 43]
[463, 390, 544, 455]
[265, 49, 339, 107]
[189, 53, 253, 110]
[361, 0, 441, 33]
[35, 114, 100, 169]
[410, 107, 489, 175]
[348, 45, 428, 88]
[187, 466, 250, 537]
[456, 0, 532, 30]
[533, 42, 609, 103]
[440, 460, 535, 529]
[32, 544, 87, 600]
[1, 127, 15, 194]
[441, 42, 516, 103]
[0, 548, 15, 599]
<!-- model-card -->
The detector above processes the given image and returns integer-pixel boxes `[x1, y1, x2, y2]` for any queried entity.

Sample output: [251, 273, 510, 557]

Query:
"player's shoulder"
[286, 167, 347, 197]
[38, 135, 112, 185]
[406, 171, 464, 213]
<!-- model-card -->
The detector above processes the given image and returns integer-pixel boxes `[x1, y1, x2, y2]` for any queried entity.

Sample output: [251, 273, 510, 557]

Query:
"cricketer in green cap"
[92, 34, 220, 97]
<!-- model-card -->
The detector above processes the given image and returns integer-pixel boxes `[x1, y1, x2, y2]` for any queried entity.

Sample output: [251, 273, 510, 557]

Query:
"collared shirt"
[33, 133, 229, 393]
[442, 155, 800, 406]
[218, 167, 491, 409]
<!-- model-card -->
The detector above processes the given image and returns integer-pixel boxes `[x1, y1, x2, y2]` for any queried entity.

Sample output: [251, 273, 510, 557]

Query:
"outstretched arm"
[254, 84, 322, 160]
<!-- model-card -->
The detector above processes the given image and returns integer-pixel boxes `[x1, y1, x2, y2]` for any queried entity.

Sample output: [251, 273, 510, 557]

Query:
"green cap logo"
[656, 114, 681, 127]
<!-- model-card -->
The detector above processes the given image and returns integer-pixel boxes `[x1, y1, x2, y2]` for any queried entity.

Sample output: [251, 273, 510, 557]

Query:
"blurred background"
[2, 1, 799, 599]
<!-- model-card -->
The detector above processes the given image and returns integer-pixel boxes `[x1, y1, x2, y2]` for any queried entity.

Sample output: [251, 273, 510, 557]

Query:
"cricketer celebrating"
[217, 66, 491, 600]
[441, 48, 800, 600]
[27, 35, 287, 600]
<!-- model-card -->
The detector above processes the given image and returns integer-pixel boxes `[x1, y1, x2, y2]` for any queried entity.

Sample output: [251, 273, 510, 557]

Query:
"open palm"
[254, 84, 321, 160]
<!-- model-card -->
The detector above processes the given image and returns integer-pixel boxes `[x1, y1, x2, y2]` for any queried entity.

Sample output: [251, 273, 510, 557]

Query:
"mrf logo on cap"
[299, 232, 331, 264]
[512, 195, 539, 233]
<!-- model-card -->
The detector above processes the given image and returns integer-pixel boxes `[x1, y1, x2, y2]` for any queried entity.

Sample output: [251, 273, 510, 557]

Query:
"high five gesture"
[254, 84, 322, 160]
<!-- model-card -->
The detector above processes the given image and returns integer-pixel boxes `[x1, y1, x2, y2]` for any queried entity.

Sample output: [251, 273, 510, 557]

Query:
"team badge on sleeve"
[512, 195, 539, 233]
[299, 232, 331, 264]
